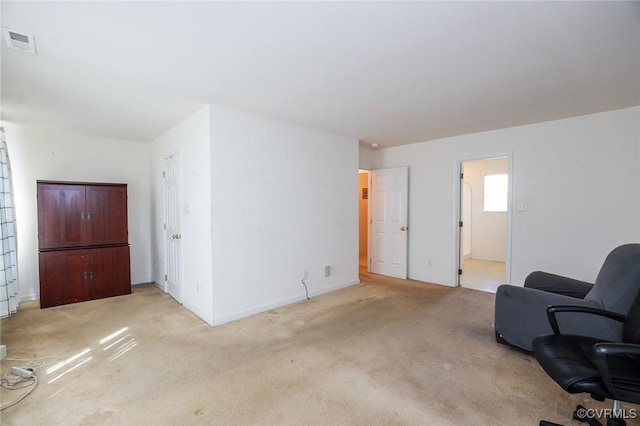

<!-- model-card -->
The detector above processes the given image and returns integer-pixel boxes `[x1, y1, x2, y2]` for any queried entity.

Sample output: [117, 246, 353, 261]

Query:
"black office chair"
[532, 296, 640, 426]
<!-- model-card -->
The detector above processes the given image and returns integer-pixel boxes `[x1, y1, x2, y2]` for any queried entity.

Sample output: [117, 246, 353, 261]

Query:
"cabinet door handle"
[87, 212, 92, 220]
[89, 271, 94, 279]
[80, 212, 85, 220]
[84, 271, 88, 280]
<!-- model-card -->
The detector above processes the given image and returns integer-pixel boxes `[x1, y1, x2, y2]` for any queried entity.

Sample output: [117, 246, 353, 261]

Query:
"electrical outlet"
[0, 344, 6, 360]
[302, 270, 308, 280]
[323, 265, 330, 277]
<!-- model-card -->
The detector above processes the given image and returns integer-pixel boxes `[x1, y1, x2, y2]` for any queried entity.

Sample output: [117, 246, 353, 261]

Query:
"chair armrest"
[525, 271, 593, 298]
[546, 305, 626, 335]
[593, 343, 640, 401]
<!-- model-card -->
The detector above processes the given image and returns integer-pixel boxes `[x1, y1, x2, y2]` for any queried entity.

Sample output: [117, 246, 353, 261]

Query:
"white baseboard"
[20, 293, 39, 302]
[308, 279, 360, 298]
[152, 281, 167, 293]
[212, 278, 361, 326]
[150, 281, 213, 325]
[183, 301, 214, 326]
[470, 257, 506, 263]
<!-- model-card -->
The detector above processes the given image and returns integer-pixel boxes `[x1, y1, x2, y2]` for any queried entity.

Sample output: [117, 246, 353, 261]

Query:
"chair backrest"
[585, 244, 640, 315]
[624, 288, 640, 344]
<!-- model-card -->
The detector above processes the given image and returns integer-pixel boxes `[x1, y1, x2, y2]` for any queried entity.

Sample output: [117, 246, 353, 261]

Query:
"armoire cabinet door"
[37, 183, 87, 250]
[89, 246, 131, 300]
[86, 185, 128, 246]
[39, 250, 89, 308]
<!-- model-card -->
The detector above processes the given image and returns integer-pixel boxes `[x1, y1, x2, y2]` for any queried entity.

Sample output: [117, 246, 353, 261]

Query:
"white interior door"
[370, 167, 409, 279]
[164, 153, 183, 303]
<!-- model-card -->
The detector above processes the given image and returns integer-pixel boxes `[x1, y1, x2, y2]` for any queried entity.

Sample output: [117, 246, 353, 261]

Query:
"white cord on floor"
[4, 356, 59, 371]
[0, 355, 57, 410]
[0, 374, 38, 411]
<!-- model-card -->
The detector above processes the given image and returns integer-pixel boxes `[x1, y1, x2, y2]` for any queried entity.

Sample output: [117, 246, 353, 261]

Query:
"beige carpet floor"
[1, 271, 635, 425]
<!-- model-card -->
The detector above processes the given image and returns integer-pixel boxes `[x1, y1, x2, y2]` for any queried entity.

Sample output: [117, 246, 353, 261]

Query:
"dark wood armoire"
[37, 181, 131, 308]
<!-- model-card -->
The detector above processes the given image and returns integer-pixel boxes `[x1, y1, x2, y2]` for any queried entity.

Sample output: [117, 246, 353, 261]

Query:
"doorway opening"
[358, 169, 369, 271]
[457, 156, 511, 292]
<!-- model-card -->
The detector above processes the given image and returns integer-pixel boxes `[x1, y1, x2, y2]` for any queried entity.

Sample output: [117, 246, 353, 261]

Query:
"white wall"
[210, 105, 359, 324]
[376, 106, 640, 287]
[150, 105, 213, 325]
[464, 157, 508, 261]
[5, 125, 152, 300]
[359, 146, 375, 170]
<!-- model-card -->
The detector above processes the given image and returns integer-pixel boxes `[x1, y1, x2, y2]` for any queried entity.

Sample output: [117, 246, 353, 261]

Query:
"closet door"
[37, 183, 87, 249]
[85, 185, 128, 246]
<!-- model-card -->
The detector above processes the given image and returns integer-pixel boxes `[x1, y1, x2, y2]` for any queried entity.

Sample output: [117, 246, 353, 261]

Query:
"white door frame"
[454, 153, 513, 286]
[358, 169, 372, 273]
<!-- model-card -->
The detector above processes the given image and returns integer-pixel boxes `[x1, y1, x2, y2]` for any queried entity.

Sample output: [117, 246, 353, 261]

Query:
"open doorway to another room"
[358, 170, 369, 271]
[458, 156, 510, 293]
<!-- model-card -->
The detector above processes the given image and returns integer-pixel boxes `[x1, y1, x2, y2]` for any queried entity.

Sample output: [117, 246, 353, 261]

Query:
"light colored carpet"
[1, 271, 632, 425]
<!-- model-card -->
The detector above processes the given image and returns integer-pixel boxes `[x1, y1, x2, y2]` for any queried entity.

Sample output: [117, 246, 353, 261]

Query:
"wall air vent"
[2, 28, 36, 54]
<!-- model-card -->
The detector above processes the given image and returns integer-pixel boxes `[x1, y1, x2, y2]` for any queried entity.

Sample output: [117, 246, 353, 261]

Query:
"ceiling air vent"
[3, 28, 36, 54]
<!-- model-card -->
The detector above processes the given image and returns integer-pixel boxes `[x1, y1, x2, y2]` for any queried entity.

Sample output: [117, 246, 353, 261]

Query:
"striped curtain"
[0, 128, 19, 318]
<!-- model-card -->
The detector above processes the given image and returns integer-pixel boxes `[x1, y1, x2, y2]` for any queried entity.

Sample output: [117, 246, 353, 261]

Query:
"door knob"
[400, 226, 408, 231]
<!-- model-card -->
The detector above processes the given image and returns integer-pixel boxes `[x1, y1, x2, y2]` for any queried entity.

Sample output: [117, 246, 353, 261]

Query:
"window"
[484, 174, 508, 212]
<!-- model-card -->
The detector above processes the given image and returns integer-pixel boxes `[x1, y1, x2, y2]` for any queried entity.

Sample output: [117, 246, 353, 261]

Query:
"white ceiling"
[1, 1, 639, 148]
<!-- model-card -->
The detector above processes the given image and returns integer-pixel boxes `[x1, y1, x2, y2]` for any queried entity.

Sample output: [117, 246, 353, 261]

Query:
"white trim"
[360, 169, 371, 274]
[152, 281, 167, 293]
[212, 279, 361, 326]
[469, 256, 507, 263]
[184, 300, 214, 326]
[20, 293, 38, 302]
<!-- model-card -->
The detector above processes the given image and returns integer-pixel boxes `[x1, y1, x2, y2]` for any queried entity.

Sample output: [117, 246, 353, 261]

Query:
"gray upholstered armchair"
[494, 243, 640, 352]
